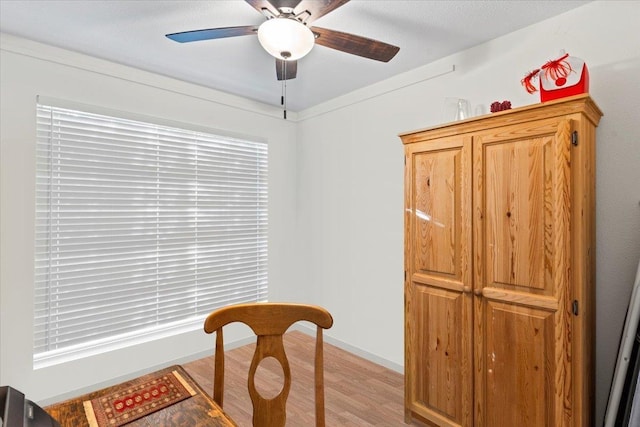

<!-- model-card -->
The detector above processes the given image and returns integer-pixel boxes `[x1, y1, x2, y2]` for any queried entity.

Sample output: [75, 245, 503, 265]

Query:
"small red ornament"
[522, 69, 541, 94]
[490, 100, 512, 113]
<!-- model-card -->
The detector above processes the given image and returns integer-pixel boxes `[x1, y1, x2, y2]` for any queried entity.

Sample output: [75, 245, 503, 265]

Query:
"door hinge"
[572, 300, 579, 316]
[404, 270, 407, 281]
[571, 131, 578, 146]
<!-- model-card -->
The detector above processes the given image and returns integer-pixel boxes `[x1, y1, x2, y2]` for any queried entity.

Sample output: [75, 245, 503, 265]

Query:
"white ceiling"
[0, 0, 590, 111]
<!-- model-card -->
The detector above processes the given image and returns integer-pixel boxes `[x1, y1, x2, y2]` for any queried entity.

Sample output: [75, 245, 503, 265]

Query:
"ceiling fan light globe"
[257, 18, 314, 61]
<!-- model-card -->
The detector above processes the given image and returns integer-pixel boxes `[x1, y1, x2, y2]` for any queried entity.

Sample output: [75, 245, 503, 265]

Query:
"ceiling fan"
[165, 0, 400, 82]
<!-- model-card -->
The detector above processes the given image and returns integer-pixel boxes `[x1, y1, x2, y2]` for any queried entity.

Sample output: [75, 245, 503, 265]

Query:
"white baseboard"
[290, 325, 404, 374]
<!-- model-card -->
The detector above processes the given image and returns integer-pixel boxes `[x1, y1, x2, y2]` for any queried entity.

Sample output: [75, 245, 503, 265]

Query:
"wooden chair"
[203, 302, 334, 427]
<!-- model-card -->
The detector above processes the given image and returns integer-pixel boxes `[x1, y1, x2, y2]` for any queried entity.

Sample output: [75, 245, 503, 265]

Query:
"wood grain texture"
[474, 116, 573, 427]
[483, 302, 554, 426]
[404, 140, 415, 424]
[45, 366, 236, 427]
[404, 136, 472, 427]
[401, 95, 601, 427]
[399, 94, 602, 142]
[411, 285, 472, 427]
[203, 303, 333, 427]
[475, 117, 571, 297]
[311, 27, 400, 62]
[482, 135, 548, 290]
[570, 117, 597, 427]
[551, 119, 573, 427]
[414, 149, 457, 276]
[184, 330, 408, 426]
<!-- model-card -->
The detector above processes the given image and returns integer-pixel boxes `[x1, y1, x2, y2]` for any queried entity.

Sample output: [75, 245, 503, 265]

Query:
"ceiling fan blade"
[311, 26, 399, 62]
[295, 0, 350, 24]
[166, 26, 257, 43]
[276, 59, 298, 80]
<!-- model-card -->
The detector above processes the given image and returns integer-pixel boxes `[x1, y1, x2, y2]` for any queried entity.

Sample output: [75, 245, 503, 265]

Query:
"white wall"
[1, 1, 639, 424]
[0, 35, 298, 403]
[294, 1, 640, 424]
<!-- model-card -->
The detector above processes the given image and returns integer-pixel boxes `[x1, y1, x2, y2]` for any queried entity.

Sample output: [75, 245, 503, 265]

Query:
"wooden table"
[45, 365, 236, 427]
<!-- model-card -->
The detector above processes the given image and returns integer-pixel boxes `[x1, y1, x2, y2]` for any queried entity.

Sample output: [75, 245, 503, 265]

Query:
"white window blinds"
[35, 103, 268, 366]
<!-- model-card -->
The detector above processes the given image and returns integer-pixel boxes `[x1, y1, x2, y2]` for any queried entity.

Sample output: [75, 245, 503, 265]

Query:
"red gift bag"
[522, 52, 589, 102]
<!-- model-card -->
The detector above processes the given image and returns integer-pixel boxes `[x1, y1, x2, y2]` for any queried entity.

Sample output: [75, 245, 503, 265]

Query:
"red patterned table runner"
[83, 369, 196, 427]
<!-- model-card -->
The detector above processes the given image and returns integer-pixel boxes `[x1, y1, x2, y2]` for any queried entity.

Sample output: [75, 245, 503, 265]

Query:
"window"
[34, 102, 268, 367]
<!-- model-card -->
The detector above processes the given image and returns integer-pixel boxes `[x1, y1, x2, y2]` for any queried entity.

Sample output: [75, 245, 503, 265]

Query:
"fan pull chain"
[279, 53, 291, 120]
[281, 60, 285, 107]
[281, 60, 287, 119]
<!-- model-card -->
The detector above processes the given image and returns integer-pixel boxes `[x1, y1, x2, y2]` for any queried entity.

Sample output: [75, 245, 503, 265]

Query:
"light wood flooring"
[183, 330, 408, 426]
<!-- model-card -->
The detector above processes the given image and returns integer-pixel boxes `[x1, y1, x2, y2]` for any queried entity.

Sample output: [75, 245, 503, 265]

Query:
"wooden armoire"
[400, 95, 602, 427]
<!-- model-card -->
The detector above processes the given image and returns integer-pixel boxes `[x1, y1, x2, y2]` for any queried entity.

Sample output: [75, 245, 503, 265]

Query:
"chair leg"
[315, 327, 325, 427]
[214, 328, 225, 407]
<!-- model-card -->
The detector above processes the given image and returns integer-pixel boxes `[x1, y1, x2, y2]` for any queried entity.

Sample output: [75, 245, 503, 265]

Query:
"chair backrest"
[203, 302, 334, 427]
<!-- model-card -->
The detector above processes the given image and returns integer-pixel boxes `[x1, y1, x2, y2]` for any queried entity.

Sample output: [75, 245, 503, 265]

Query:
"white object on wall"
[604, 258, 640, 427]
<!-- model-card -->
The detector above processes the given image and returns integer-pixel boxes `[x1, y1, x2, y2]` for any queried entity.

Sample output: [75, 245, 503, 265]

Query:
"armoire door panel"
[475, 118, 571, 298]
[410, 283, 472, 427]
[481, 301, 555, 427]
[482, 136, 552, 292]
[413, 148, 461, 278]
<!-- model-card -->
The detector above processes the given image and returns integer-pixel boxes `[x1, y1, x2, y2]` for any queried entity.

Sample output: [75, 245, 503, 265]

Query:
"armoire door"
[405, 136, 472, 427]
[473, 117, 575, 427]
